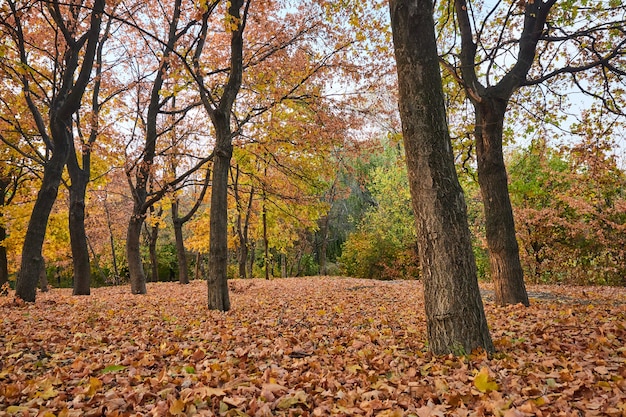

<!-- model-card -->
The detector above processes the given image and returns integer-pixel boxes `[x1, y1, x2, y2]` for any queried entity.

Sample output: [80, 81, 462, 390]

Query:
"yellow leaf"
[169, 398, 185, 415]
[86, 377, 102, 396]
[6, 406, 29, 413]
[474, 367, 498, 393]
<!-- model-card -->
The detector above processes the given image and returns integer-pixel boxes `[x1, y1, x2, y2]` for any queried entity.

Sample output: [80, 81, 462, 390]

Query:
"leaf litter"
[1, 277, 625, 416]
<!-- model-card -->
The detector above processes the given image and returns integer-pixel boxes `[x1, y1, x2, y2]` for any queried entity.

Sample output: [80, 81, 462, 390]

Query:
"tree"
[0, 162, 27, 287]
[66, 13, 114, 295]
[389, 0, 493, 354]
[509, 127, 626, 285]
[171, 169, 210, 285]
[120, 0, 211, 294]
[339, 138, 418, 280]
[444, 0, 626, 305]
[2, 0, 105, 302]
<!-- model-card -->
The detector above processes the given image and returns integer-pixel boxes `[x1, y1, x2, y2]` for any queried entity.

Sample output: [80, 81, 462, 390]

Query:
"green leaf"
[101, 364, 127, 374]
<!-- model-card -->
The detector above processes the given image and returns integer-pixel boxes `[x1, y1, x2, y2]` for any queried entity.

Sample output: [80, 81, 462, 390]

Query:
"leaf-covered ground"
[1, 277, 625, 416]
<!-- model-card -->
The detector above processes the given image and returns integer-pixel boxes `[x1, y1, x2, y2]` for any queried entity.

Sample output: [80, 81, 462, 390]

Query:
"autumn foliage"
[1, 278, 625, 416]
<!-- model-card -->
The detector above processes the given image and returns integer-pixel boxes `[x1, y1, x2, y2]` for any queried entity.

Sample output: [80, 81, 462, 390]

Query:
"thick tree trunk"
[390, 0, 493, 355]
[207, 119, 232, 311]
[475, 99, 529, 306]
[68, 167, 91, 295]
[126, 213, 147, 294]
[39, 261, 48, 292]
[16, 147, 68, 302]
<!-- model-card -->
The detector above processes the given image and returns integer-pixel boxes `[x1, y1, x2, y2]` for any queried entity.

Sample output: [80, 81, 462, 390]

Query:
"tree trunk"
[127, 213, 147, 294]
[146, 217, 160, 283]
[207, 117, 232, 311]
[104, 202, 120, 284]
[16, 147, 68, 302]
[238, 243, 248, 279]
[235, 182, 254, 279]
[318, 214, 330, 275]
[173, 218, 189, 284]
[0, 180, 8, 287]
[475, 99, 529, 306]
[0, 225, 7, 288]
[195, 252, 202, 280]
[13, 0, 104, 302]
[248, 242, 255, 278]
[67, 163, 91, 295]
[390, 0, 493, 355]
[39, 260, 48, 292]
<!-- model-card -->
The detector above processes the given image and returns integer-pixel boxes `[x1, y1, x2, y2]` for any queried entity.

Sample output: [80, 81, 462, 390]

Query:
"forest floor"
[1, 277, 625, 416]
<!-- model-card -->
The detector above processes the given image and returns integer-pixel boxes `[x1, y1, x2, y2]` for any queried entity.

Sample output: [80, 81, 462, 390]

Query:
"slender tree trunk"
[238, 244, 248, 279]
[475, 99, 529, 306]
[0, 181, 8, 287]
[127, 213, 147, 294]
[104, 202, 120, 283]
[67, 165, 91, 295]
[16, 146, 68, 302]
[195, 252, 202, 280]
[235, 182, 254, 279]
[0, 225, 7, 287]
[173, 219, 189, 284]
[281, 253, 286, 278]
[248, 242, 255, 278]
[147, 222, 159, 282]
[262, 191, 270, 281]
[207, 117, 232, 311]
[318, 214, 330, 275]
[390, 0, 493, 355]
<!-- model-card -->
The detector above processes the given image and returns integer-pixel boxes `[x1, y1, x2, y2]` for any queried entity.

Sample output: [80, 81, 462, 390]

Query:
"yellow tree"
[1, 0, 105, 302]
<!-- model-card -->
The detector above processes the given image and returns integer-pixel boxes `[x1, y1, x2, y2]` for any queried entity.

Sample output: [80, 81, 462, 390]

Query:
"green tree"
[339, 140, 417, 280]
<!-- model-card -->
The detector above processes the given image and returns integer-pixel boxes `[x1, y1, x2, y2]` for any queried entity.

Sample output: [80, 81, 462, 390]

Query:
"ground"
[1, 277, 625, 416]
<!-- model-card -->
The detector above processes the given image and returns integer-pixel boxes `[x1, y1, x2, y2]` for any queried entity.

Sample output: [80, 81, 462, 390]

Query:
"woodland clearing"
[1, 277, 625, 416]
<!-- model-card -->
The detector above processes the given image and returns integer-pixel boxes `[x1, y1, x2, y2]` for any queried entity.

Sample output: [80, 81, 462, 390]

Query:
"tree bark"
[0, 225, 7, 288]
[127, 213, 147, 294]
[475, 98, 529, 306]
[16, 147, 68, 301]
[147, 220, 159, 282]
[104, 201, 120, 284]
[171, 168, 210, 285]
[201, 0, 247, 310]
[452, 0, 555, 306]
[0, 177, 9, 287]
[39, 260, 48, 292]
[173, 217, 189, 284]
[67, 152, 92, 295]
[207, 115, 232, 310]
[390, 0, 493, 355]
